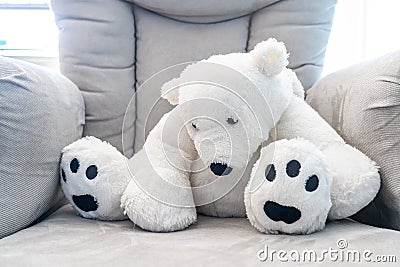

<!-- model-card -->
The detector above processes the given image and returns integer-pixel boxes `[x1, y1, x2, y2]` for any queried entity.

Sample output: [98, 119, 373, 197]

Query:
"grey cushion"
[127, 0, 277, 23]
[0, 204, 399, 266]
[51, 0, 336, 155]
[306, 51, 400, 230]
[0, 56, 84, 239]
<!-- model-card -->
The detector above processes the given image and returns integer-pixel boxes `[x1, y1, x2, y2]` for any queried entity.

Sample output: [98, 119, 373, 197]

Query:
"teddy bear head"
[160, 38, 304, 175]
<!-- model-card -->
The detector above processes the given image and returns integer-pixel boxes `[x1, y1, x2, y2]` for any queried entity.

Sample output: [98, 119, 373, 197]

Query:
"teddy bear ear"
[250, 38, 289, 76]
[161, 78, 180, 105]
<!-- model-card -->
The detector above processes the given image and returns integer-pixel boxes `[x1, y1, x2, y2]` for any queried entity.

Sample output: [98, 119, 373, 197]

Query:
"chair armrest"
[306, 51, 400, 230]
[0, 56, 84, 238]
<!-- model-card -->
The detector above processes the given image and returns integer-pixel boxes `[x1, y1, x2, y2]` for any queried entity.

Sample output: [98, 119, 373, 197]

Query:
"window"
[0, 0, 58, 57]
[323, 0, 400, 76]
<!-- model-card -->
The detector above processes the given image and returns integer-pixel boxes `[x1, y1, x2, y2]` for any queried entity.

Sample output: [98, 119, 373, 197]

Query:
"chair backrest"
[52, 0, 337, 157]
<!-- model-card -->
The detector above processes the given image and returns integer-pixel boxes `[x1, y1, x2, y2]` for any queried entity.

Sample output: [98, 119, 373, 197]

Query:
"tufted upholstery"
[51, 0, 336, 157]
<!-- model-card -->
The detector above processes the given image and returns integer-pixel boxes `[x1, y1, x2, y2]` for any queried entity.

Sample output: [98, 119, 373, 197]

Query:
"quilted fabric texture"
[127, 0, 278, 23]
[306, 51, 400, 230]
[0, 56, 85, 238]
[51, 0, 336, 155]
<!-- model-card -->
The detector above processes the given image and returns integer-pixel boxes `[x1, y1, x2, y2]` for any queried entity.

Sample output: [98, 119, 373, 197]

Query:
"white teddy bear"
[60, 38, 380, 234]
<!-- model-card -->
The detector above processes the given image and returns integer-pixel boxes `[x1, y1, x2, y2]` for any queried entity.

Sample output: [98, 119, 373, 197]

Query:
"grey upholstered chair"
[1, 1, 399, 266]
[51, 0, 336, 157]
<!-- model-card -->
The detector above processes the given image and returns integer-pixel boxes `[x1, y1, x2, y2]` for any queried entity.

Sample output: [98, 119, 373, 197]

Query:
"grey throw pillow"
[0, 56, 84, 238]
[306, 51, 400, 230]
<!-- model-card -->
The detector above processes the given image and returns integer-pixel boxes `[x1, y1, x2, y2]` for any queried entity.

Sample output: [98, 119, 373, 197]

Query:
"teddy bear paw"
[244, 138, 332, 235]
[121, 178, 197, 232]
[60, 136, 131, 221]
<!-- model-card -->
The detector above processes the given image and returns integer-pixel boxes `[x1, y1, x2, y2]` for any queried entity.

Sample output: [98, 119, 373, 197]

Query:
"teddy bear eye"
[227, 117, 238, 125]
[305, 175, 319, 192]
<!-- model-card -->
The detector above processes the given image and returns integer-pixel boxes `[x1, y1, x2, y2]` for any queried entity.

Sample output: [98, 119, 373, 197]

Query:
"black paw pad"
[86, 165, 98, 180]
[72, 194, 98, 212]
[70, 158, 80, 173]
[263, 201, 301, 224]
[61, 169, 66, 182]
[210, 163, 232, 176]
[265, 164, 276, 182]
[305, 175, 319, 192]
[286, 160, 301, 177]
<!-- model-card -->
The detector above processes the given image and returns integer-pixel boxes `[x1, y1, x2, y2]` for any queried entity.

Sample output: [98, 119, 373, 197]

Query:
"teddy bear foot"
[121, 178, 197, 232]
[60, 136, 132, 221]
[244, 139, 332, 235]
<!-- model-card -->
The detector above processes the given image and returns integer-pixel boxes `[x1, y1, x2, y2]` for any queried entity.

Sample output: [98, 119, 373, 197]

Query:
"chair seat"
[1, 205, 399, 266]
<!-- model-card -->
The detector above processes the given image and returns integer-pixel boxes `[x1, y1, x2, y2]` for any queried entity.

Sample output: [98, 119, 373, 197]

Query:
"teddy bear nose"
[263, 201, 301, 224]
[210, 163, 232, 176]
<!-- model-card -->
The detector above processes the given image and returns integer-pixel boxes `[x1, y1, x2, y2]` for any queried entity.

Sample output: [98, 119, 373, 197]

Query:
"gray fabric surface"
[0, 204, 399, 266]
[306, 51, 400, 230]
[51, 0, 136, 157]
[248, 0, 336, 90]
[132, 5, 250, 152]
[127, 0, 277, 23]
[0, 56, 84, 239]
[51, 0, 336, 154]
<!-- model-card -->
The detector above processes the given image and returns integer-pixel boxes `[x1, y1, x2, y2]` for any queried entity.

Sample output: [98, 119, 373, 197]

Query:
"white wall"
[0, 2, 59, 71]
[323, 0, 400, 76]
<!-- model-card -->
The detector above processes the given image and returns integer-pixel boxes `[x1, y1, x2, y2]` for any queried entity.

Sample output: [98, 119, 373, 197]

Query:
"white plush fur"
[249, 38, 289, 76]
[156, 39, 299, 218]
[121, 110, 197, 232]
[244, 138, 332, 234]
[60, 136, 132, 220]
[60, 38, 381, 235]
[269, 96, 381, 220]
[323, 143, 380, 219]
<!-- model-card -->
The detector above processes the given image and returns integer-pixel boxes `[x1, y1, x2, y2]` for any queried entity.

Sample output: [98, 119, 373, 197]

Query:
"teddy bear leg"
[244, 139, 332, 235]
[271, 96, 380, 220]
[322, 143, 380, 220]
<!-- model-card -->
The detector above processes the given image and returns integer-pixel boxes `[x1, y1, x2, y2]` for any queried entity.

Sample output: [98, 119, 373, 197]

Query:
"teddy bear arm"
[121, 111, 197, 231]
[271, 96, 343, 146]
